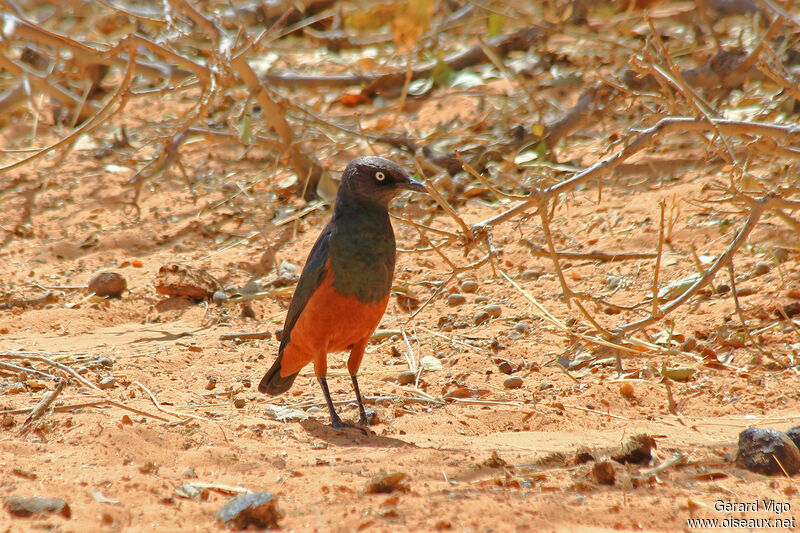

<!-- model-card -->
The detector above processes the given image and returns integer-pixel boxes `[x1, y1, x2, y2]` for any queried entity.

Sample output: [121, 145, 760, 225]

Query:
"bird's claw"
[331, 419, 370, 436]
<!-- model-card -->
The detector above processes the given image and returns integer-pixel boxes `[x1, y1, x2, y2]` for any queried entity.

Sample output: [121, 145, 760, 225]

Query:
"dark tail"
[258, 354, 299, 395]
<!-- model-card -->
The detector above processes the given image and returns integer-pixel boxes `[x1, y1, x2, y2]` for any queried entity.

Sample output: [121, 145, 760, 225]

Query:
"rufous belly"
[279, 274, 389, 377]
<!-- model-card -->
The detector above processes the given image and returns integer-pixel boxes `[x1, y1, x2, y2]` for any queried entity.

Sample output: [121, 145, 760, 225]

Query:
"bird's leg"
[350, 374, 370, 426]
[317, 377, 367, 435]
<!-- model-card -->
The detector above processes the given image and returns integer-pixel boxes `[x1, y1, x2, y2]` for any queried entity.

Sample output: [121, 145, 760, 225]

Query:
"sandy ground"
[1, 86, 800, 532]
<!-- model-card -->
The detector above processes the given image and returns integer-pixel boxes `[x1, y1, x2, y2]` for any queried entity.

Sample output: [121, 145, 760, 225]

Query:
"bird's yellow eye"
[375, 171, 386, 182]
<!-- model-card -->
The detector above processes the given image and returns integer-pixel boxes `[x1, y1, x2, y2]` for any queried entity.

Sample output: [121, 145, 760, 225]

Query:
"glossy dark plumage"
[258, 157, 426, 430]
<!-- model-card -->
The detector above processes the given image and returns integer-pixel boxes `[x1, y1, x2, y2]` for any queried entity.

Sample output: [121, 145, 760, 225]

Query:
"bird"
[258, 156, 427, 431]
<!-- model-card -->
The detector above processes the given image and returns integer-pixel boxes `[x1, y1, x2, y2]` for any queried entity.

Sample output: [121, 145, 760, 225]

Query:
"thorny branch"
[0, 0, 798, 366]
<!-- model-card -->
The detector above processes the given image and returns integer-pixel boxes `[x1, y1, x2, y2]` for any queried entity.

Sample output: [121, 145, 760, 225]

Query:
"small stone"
[121, 415, 133, 425]
[2, 414, 15, 427]
[497, 360, 514, 374]
[473, 310, 491, 326]
[88, 272, 126, 298]
[234, 398, 246, 409]
[484, 304, 502, 318]
[474, 295, 489, 304]
[786, 426, 800, 450]
[453, 321, 469, 329]
[205, 377, 217, 390]
[182, 467, 197, 479]
[736, 428, 800, 476]
[397, 370, 416, 385]
[241, 378, 251, 389]
[503, 376, 523, 389]
[592, 460, 615, 485]
[212, 290, 227, 305]
[605, 276, 621, 289]
[539, 381, 553, 390]
[753, 261, 771, 276]
[507, 329, 522, 340]
[216, 492, 283, 530]
[97, 357, 113, 367]
[5, 496, 71, 518]
[513, 322, 530, 334]
[275, 328, 284, 342]
[420, 356, 443, 371]
[446, 293, 467, 306]
[518, 269, 541, 280]
[277, 261, 298, 277]
[716, 283, 730, 294]
[460, 280, 479, 293]
[98, 376, 116, 390]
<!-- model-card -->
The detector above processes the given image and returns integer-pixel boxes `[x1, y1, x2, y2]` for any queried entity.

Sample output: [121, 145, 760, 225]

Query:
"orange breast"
[279, 274, 389, 377]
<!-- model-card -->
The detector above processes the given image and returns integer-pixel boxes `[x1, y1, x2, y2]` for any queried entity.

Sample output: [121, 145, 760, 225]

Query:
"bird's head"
[337, 156, 427, 209]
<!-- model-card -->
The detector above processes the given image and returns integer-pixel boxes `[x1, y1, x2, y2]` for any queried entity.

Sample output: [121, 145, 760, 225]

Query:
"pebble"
[275, 328, 284, 342]
[183, 467, 197, 478]
[716, 283, 730, 294]
[507, 330, 523, 340]
[233, 398, 246, 409]
[205, 377, 217, 390]
[460, 280, 479, 293]
[420, 355, 443, 371]
[785, 426, 800, 450]
[753, 261, 771, 276]
[605, 276, 621, 289]
[5, 496, 71, 518]
[484, 304, 502, 318]
[473, 310, 491, 326]
[397, 370, 416, 385]
[446, 293, 467, 306]
[497, 361, 514, 374]
[277, 261, 298, 277]
[540, 381, 553, 390]
[503, 376, 523, 389]
[98, 376, 116, 390]
[474, 295, 489, 304]
[518, 269, 542, 280]
[453, 321, 469, 329]
[212, 291, 227, 304]
[736, 428, 800, 476]
[88, 272, 126, 298]
[513, 322, 530, 334]
[216, 492, 283, 530]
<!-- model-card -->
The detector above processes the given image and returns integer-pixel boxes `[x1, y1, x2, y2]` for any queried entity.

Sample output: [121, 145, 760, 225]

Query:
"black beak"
[398, 178, 428, 193]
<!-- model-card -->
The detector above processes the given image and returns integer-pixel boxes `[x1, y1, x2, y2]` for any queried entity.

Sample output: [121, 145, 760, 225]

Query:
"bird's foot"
[331, 417, 370, 436]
